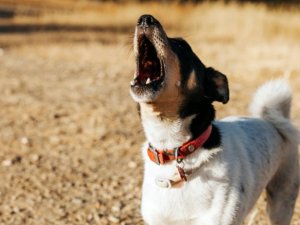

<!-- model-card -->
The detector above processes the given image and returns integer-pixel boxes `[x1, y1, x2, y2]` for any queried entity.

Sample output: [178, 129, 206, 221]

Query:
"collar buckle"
[148, 144, 160, 165]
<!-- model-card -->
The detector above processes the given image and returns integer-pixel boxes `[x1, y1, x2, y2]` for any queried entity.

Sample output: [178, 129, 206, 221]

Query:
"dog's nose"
[137, 15, 157, 27]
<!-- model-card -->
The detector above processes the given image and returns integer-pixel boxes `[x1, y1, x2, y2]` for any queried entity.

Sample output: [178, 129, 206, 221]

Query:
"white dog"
[130, 15, 299, 225]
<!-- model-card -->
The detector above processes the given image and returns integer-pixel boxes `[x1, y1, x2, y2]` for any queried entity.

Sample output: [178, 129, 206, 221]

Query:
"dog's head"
[130, 15, 229, 117]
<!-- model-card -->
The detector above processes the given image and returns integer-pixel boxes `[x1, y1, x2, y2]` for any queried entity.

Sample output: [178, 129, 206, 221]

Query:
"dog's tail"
[250, 79, 299, 144]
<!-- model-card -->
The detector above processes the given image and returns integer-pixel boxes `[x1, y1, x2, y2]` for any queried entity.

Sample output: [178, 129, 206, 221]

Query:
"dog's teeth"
[130, 80, 135, 86]
[146, 78, 151, 84]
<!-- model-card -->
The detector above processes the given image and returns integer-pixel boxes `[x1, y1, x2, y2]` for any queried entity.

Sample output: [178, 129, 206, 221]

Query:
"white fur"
[140, 80, 299, 225]
[141, 109, 195, 150]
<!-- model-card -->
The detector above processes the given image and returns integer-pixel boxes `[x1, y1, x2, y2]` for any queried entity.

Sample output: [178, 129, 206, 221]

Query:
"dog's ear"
[204, 67, 229, 104]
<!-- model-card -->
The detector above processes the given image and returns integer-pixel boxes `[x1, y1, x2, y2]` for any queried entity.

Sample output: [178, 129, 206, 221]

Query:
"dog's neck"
[139, 101, 217, 150]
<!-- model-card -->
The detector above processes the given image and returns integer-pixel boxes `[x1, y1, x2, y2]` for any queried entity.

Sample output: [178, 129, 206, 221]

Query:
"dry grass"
[0, 1, 300, 224]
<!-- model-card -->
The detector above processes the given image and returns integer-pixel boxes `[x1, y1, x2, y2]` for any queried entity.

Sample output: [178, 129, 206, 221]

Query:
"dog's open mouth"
[131, 35, 165, 88]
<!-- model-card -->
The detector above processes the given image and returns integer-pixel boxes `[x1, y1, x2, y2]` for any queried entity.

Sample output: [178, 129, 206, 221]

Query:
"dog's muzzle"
[130, 15, 167, 102]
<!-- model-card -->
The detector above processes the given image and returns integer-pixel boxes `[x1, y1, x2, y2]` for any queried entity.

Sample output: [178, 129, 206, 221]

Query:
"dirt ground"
[0, 2, 300, 225]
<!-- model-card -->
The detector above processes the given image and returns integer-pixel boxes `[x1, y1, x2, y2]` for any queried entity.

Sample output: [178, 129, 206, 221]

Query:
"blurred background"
[0, 0, 300, 224]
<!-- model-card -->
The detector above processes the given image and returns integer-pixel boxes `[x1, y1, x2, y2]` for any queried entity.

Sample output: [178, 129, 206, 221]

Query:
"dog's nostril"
[145, 15, 154, 25]
[137, 14, 157, 27]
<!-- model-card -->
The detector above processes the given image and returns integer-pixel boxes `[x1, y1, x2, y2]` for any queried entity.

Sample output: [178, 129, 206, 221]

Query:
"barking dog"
[130, 15, 299, 225]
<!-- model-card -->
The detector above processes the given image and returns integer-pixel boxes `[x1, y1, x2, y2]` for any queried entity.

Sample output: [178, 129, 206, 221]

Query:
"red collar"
[147, 125, 213, 165]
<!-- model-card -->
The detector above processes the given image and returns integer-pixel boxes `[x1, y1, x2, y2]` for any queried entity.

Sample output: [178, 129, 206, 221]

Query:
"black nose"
[137, 14, 157, 27]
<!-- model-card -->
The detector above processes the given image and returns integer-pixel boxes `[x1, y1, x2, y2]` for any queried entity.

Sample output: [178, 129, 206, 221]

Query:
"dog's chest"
[143, 181, 212, 218]
[141, 160, 229, 224]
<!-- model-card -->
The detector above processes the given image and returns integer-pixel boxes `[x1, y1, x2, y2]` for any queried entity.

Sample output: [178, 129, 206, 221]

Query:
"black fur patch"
[180, 97, 221, 149]
[170, 38, 223, 149]
[203, 125, 222, 149]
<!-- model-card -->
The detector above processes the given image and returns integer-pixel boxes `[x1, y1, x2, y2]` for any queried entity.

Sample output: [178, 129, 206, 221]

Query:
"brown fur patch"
[187, 69, 197, 90]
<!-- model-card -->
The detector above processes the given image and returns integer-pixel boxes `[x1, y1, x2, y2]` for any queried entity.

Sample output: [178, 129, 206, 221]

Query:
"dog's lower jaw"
[129, 87, 162, 103]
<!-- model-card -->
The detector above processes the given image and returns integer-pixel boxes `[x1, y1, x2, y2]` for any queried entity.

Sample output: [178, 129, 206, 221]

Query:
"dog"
[130, 15, 299, 225]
